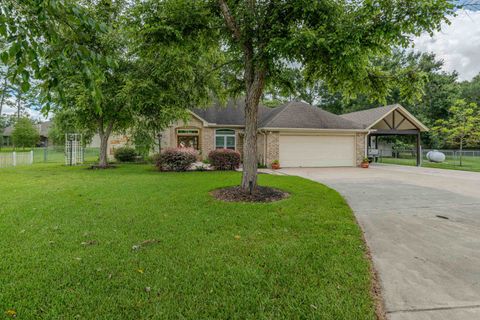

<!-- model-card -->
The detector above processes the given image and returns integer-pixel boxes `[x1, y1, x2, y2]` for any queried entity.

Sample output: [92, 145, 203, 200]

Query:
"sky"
[413, 8, 480, 81]
[3, 104, 46, 121]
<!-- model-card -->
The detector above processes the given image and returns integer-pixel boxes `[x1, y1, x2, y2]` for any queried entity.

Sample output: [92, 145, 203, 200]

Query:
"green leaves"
[0, 51, 8, 64]
[1, 0, 109, 108]
[432, 99, 480, 149]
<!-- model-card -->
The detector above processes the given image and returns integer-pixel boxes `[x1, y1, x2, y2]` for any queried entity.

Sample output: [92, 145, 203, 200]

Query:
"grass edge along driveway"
[0, 164, 376, 319]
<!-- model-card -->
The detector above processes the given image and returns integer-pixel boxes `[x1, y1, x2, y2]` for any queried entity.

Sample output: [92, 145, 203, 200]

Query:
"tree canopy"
[12, 117, 39, 148]
[432, 100, 480, 165]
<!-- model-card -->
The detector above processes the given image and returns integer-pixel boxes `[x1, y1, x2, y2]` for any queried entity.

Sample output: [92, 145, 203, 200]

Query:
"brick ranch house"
[107, 98, 428, 168]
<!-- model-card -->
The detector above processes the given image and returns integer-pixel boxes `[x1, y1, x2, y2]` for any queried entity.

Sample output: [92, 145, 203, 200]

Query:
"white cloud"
[413, 10, 480, 81]
[2, 99, 49, 121]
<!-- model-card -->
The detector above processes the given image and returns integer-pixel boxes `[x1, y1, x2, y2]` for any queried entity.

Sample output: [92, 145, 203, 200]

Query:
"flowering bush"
[208, 149, 241, 170]
[155, 148, 198, 171]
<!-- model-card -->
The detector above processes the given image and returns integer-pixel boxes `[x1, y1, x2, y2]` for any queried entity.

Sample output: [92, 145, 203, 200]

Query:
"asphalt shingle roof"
[192, 98, 273, 125]
[260, 101, 364, 129]
[192, 99, 364, 130]
[340, 104, 399, 129]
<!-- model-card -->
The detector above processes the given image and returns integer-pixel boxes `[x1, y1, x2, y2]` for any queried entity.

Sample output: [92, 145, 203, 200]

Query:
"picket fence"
[0, 151, 34, 168]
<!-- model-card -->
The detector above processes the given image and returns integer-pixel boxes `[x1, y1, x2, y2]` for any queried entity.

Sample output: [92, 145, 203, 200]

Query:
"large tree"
[432, 100, 480, 166]
[198, 0, 453, 191]
[46, 0, 134, 167]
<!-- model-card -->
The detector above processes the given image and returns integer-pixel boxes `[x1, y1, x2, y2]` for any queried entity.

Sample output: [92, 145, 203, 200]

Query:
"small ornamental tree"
[12, 117, 39, 149]
[432, 100, 480, 166]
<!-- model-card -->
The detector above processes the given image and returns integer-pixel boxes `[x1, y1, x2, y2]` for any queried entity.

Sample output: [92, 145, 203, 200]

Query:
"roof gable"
[341, 104, 428, 132]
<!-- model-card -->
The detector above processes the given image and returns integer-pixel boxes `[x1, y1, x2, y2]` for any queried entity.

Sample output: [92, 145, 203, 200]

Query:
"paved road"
[279, 165, 480, 320]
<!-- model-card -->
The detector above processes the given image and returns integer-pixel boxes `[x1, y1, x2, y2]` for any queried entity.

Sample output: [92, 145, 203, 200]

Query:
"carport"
[341, 104, 429, 166]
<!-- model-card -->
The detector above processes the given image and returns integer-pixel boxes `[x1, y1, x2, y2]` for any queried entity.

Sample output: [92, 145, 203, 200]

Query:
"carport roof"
[341, 104, 428, 132]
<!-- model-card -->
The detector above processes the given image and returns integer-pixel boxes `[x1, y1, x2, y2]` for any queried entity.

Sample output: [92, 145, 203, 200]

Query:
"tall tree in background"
[460, 74, 480, 107]
[203, 0, 453, 191]
[432, 100, 480, 166]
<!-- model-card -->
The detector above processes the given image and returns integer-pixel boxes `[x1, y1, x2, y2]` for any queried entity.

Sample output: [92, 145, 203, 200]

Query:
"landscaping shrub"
[113, 147, 137, 162]
[208, 149, 241, 170]
[156, 148, 198, 171]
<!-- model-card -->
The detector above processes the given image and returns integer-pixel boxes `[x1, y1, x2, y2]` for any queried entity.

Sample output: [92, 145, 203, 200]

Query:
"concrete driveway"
[278, 164, 480, 320]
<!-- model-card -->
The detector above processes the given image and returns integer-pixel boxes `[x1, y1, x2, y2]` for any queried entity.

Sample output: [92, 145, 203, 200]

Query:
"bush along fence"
[0, 151, 34, 168]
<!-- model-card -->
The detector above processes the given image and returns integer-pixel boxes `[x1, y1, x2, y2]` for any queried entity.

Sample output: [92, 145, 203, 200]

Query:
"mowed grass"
[380, 156, 480, 173]
[0, 164, 375, 319]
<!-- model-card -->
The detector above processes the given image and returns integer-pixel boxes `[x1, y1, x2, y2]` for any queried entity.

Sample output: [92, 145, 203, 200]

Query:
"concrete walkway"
[278, 165, 480, 320]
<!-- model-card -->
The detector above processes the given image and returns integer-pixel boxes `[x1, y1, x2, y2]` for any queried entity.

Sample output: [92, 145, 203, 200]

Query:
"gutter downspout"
[264, 131, 268, 166]
[259, 130, 267, 166]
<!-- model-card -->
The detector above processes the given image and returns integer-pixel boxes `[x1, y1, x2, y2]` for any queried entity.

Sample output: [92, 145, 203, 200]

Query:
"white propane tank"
[426, 150, 446, 163]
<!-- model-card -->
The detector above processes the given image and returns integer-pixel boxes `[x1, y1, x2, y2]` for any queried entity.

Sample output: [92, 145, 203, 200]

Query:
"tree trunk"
[241, 71, 266, 192]
[16, 91, 22, 119]
[0, 66, 11, 116]
[98, 133, 109, 167]
[217, 0, 266, 192]
[98, 120, 113, 168]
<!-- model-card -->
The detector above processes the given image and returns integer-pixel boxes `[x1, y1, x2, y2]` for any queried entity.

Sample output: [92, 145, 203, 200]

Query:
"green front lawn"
[0, 164, 375, 319]
[380, 156, 480, 173]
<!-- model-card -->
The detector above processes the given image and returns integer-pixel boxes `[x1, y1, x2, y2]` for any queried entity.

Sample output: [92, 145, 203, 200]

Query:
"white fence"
[0, 151, 34, 168]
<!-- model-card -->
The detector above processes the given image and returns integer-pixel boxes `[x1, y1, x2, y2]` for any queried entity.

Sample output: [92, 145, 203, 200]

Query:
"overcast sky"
[2, 105, 46, 120]
[413, 9, 480, 81]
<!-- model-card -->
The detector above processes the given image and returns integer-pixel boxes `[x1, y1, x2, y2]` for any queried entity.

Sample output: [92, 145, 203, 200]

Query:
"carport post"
[416, 132, 421, 167]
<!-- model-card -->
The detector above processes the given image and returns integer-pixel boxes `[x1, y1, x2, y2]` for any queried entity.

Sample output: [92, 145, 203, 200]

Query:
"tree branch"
[218, 0, 242, 42]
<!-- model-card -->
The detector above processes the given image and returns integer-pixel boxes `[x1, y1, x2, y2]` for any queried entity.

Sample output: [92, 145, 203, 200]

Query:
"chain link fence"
[376, 148, 480, 170]
[0, 146, 100, 168]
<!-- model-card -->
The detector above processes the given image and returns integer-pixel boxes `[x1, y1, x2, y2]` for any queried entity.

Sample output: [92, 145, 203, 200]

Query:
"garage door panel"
[279, 135, 355, 167]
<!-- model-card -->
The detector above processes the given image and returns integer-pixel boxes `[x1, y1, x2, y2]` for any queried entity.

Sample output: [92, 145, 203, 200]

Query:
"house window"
[177, 129, 199, 135]
[215, 129, 236, 150]
[177, 128, 200, 150]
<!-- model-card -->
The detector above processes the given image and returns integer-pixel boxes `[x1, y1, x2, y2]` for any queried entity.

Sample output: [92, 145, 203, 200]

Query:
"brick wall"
[202, 127, 215, 160]
[236, 132, 244, 159]
[265, 132, 279, 167]
[107, 134, 130, 159]
[355, 133, 367, 166]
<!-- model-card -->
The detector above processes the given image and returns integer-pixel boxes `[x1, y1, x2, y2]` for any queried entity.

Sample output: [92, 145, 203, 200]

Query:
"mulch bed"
[88, 164, 118, 170]
[211, 186, 289, 203]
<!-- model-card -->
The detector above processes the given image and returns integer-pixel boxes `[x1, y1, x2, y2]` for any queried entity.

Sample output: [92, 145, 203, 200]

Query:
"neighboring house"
[37, 121, 51, 146]
[1, 126, 13, 147]
[107, 99, 428, 168]
[1, 121, 51, 147]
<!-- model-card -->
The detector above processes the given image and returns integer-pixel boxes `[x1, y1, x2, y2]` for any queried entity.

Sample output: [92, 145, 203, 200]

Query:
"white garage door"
[279, 135, 355, 167]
